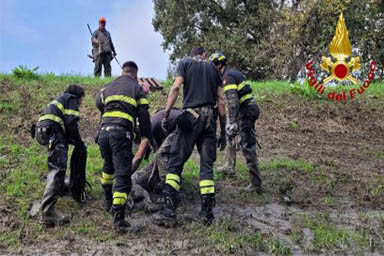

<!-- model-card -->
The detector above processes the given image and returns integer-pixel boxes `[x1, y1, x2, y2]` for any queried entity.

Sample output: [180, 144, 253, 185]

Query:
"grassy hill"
[0, 73, 383, 255]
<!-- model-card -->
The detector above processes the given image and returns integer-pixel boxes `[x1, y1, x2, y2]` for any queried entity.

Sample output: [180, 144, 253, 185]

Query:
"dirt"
[1, 78, 384, 255]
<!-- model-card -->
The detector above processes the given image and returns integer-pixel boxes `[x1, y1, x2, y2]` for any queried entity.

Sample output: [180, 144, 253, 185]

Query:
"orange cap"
[99, 17, 106, 23]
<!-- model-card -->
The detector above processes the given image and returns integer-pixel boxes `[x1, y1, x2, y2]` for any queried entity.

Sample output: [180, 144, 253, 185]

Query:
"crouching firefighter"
[31, 84, 87, 226]
[153, 47, 226, 227]
[130, 108, 181, 212]
[95, 61, 151, 233]
[210, 52, 262, 192]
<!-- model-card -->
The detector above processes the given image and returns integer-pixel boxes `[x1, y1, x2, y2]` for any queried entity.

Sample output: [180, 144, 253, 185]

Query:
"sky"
[0, 0, 169, 79]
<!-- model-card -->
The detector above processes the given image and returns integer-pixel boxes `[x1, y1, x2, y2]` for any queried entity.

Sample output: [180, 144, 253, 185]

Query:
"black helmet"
[209, 51, 226, 65]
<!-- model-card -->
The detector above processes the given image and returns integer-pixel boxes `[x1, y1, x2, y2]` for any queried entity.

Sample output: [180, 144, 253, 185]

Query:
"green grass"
[1, 73, 384, 253]
[186, 219, 292, 255]
[292, 213, 370, 253]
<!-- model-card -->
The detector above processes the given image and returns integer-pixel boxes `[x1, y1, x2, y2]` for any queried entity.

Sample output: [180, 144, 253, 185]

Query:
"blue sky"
[0, 0, 169, 79]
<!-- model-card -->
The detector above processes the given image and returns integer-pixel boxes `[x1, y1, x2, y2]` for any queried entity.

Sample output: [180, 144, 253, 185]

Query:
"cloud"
[110, 0, 169, 79]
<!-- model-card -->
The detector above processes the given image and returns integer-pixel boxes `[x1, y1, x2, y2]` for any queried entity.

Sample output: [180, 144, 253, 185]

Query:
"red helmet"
[99, 17, 106, 23]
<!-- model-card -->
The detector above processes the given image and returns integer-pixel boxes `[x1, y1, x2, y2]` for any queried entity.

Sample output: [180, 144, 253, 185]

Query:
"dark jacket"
[96, 75, 152, 140]
[37, 93, 83, 145]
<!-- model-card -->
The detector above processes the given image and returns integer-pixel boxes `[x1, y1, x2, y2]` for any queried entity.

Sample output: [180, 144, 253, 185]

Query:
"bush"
[12, 65, 39, 80]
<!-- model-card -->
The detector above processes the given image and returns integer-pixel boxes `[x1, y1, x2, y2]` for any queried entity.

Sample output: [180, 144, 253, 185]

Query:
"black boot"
[199, 194, 215, 226]
[112, 204, 131, 233]
[102, 184, 113, 212]
[153, 189, 179, 228]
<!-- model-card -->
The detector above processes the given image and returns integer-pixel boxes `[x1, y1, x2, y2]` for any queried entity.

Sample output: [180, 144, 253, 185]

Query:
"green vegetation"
[292, 213, 370, 253]
[1, 73, 384, 254]
[12, 65, 39, 80]
[186, 219, 292, 255]
[153, 0, 384, 81]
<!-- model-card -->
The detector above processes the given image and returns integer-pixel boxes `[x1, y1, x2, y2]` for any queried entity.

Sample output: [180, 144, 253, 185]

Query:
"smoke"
[110, 0, 169, 80]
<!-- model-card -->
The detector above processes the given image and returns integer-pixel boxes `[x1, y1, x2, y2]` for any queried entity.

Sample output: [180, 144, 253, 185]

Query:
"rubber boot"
[153, 194, 178, 228]
[60, 178, 71, 197]
[199, 194, 215, 226]
[112, 204, 131, 233]
[102, 184, 113, 212]
[41, 207, 70, 226]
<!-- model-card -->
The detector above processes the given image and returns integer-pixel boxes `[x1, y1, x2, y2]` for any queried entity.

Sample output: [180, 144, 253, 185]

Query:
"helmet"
[99, 17, 106, 23]
[209, 51, 226, 65]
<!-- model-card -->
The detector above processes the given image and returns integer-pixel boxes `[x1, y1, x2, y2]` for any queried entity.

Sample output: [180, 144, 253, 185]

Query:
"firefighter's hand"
[217, 134, 226, 151]
[161, 116, 170, 135]
[113, 52, 117, 57]
[227, 123, 239, 137]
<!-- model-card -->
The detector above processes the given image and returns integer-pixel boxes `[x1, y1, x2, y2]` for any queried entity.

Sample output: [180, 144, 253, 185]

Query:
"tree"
[153, 0, 277, 79]
[153, 0, 383, 81]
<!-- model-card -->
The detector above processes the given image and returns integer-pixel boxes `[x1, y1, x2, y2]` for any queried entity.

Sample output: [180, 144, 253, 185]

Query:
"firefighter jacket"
[37, 92, 83, 145]
[95, 75, 152, 140]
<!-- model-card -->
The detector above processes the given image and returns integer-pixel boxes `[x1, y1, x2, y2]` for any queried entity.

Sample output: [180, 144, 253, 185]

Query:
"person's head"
[209, 51, 227, 73]
[99, 17, 106, 30]
[190, 47, 207, 59]
[122, 61, 139, 80]
[65, 84, 85, 105]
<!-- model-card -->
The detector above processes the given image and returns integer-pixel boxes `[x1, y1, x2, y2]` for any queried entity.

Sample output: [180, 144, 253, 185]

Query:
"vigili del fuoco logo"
[305, 13, 376, 102]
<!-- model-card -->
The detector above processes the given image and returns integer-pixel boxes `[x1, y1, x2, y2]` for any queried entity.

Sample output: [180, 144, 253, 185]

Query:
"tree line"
[153, 0, 383, 81]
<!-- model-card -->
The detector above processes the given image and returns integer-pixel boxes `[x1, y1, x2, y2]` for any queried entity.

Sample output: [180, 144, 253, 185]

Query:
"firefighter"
[210, 52, 262, 192]
[153, 47, 226, 227]
[130, 108, 181, 212]
[33, 84, 87, 226]
[95, 61, 151, 233]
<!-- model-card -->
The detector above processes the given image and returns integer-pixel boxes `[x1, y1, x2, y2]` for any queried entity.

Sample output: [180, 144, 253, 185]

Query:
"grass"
[185, 219, 292, 255]
[1, 73, 384, 254]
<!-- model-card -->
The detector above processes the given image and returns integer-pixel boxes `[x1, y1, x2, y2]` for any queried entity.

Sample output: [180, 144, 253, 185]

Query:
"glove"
[226, 123, 239, 138]
[161, 115, 170, 135]
[217, 134, 226, 151]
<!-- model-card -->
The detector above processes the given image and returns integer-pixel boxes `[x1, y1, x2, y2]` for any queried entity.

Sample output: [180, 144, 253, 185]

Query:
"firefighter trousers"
[41, 132, 68, 214]
[164, 106, 217, 197]
[98, 125, 133, 206]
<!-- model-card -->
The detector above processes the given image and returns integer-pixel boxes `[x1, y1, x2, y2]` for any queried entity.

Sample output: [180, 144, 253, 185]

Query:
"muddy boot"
[102, 184, 113, 212]
[240, 171, 262, 193]
[112, 204, 131, 233]
[41, 207, 70, 226]
[199, 194, 215, 226]
[218, 143, 236, 176]
[153, 195, 178, 228]
[218, 165, 236, 177]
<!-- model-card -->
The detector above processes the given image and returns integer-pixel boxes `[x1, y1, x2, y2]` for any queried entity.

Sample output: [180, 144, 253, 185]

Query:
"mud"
[1, 78, 384, 255]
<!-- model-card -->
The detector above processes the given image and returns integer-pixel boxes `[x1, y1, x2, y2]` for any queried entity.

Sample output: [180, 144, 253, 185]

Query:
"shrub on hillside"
[12, 65, 39, 80]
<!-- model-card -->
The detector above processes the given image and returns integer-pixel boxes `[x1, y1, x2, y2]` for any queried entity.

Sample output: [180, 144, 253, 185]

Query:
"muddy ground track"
[0, 80, 384, 255]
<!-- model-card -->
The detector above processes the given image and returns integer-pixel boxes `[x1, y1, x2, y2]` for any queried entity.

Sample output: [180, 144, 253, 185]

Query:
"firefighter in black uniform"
[210, 52, 262, 192]
[154, 47, 226, 227]
[33, 84, 87, 225]
[95, 61, 151, 233]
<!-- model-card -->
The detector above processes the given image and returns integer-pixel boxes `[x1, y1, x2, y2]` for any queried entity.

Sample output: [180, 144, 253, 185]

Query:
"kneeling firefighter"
[31, 84, 87, 225]
[210, 52, 262, 192]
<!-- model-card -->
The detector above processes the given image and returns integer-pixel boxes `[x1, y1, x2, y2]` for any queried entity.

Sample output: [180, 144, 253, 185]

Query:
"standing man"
[33, 84, 87, 225]
[95, 61, 151, 233]
[210, 52, 262, 192]
[92, 17, 117, 77]
[154, 47, 226, 227]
